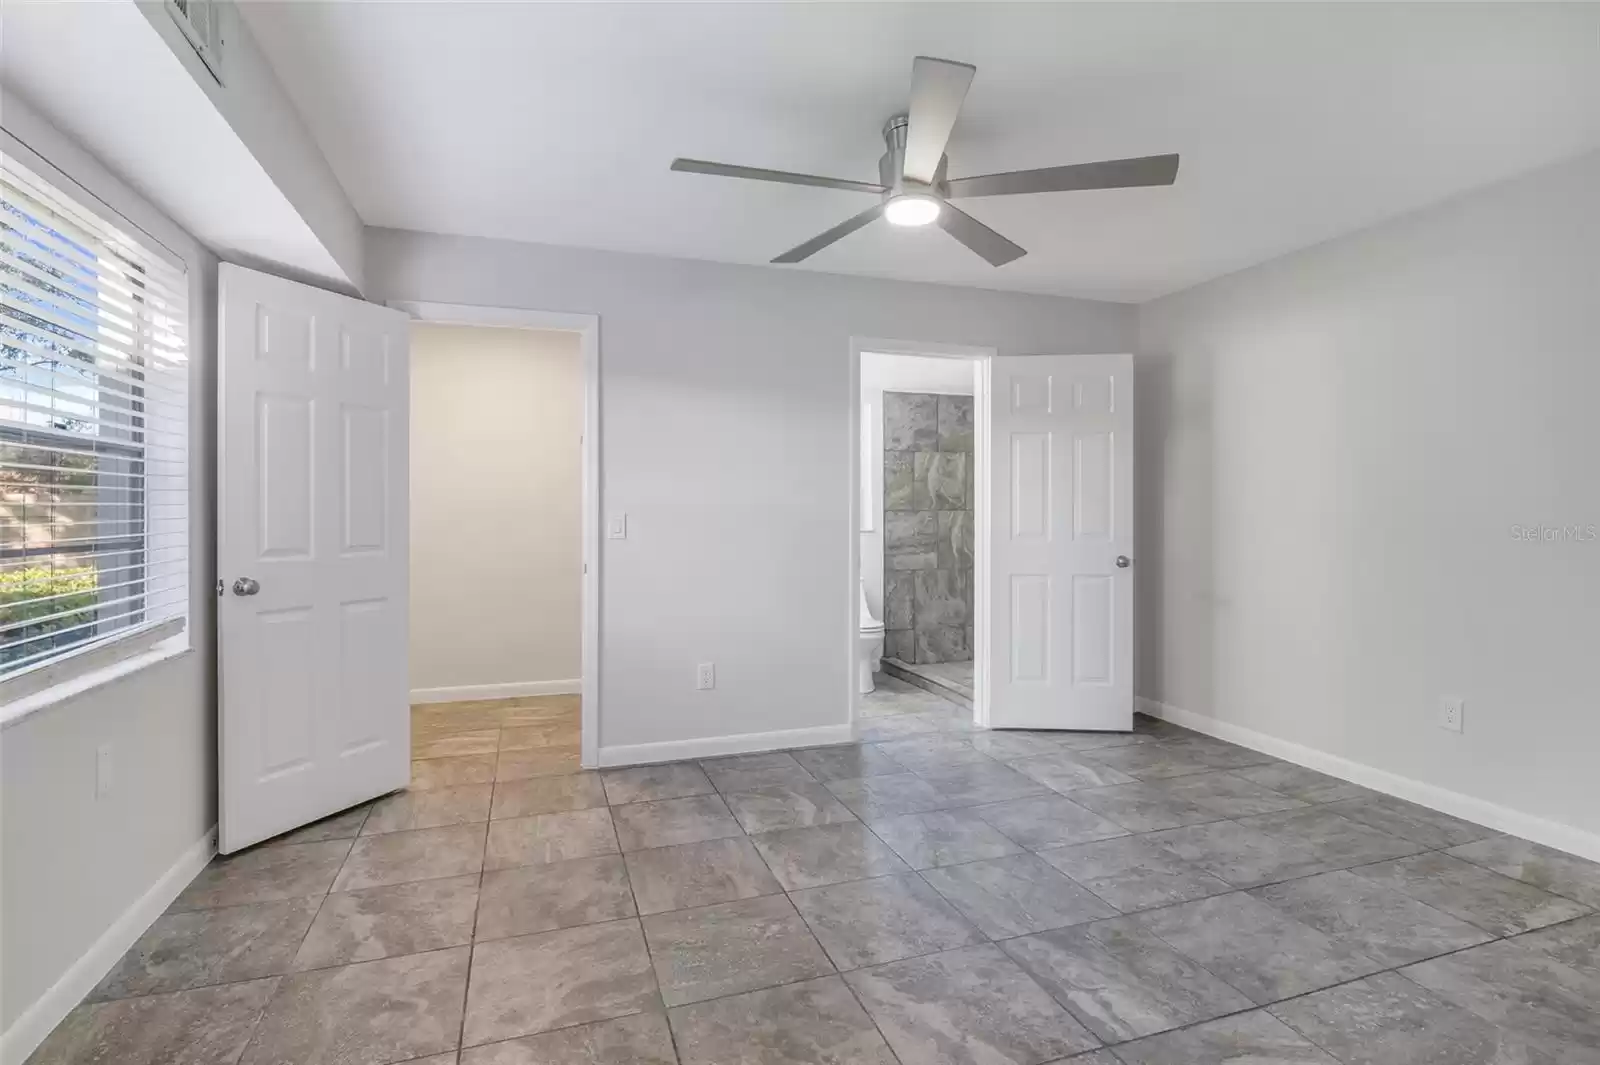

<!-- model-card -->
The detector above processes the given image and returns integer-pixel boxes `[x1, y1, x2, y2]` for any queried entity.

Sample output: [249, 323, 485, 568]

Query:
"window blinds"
[0, 155, 189, 679]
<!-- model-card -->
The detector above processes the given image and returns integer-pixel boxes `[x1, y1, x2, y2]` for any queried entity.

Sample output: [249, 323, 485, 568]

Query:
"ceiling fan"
[671, 56, 1180, 267]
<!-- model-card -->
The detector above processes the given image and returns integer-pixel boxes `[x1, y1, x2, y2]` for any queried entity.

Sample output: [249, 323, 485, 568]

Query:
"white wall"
[0, 99, 218, 1051]
[367, 229, 1136, 755]
[2, 5, 356, 294]
[137, 0, 366, 290]
[859, 353, 978, 624]
[1137, 148, 1600, 853]
[409, 324, 582, 697]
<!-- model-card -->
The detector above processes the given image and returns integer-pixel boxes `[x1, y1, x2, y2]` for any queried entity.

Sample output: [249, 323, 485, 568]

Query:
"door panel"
[987, 354, 1133, 731]
[219, 264, 410, 852]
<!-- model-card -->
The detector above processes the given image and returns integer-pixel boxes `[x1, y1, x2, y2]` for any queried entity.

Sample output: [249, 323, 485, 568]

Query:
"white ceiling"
[243, 2, 1600, 302]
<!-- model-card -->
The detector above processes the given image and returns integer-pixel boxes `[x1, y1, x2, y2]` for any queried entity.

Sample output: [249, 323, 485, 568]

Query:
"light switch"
[607, 514, 627, 540]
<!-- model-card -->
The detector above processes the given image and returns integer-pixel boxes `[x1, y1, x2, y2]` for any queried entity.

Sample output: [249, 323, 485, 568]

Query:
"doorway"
[850, 340, 1138, 737]
[395, 303, 601, 768]
[852, 341, 992, 730]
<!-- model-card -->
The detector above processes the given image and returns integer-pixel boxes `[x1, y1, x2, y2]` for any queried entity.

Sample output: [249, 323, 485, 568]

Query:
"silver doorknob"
[232, 577, 261, 596]
[1115, 556, 1132, 569]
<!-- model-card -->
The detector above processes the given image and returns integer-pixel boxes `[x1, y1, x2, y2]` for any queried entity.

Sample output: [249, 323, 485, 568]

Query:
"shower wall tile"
[927, 452, 968, 510]
[916, 626, 970, 664]
[914, 570, 970, 630]
[884, 572, 915, 630]
[885, 393, 938, 451]
[939, 511, 973, 571]
[938, 395, 974, 452]
[885, 451, 929, 512]
[881, 390, 973, 664]
[885, 511, 938, 571]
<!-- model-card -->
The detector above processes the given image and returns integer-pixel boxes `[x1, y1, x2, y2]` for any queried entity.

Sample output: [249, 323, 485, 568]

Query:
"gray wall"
[1137, 147, 1600, 848]
[882, 392, 974, 664]
[1, 97, 219, 1034]
[367, 227, 1136, 752]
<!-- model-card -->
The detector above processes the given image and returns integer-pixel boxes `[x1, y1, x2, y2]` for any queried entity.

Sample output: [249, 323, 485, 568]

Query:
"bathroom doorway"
[851, 340, 993, 729]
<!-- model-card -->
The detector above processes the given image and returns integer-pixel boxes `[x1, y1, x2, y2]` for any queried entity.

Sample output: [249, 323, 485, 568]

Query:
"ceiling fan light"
[884, 194, 942, 227]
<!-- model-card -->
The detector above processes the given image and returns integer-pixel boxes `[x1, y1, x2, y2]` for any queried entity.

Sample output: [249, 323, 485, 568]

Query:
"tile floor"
[29, 680, 1600, 1064]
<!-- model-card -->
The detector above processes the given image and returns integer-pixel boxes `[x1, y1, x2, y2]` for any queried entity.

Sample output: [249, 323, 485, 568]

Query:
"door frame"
[391, 301, 601, 768]
[848, 337, 996, 734]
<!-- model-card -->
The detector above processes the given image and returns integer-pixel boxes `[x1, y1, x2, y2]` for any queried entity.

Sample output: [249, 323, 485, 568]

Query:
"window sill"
[0, 638, 192, 730]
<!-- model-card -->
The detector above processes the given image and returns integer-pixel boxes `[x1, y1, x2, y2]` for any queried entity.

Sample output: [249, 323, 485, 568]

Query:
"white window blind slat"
[0, 397, 186, 439]
[2, 331, 188, 398]
[1, 154, 189, 680]
[0, 375, 181, 421]
[0, 175, 187, 303]
[0, 298, 178, 369]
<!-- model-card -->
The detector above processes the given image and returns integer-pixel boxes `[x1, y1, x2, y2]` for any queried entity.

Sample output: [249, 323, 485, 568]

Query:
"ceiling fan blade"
[903, 56, 976, 185]
[937, 204, 1026, 266]
[772, 204, 885, 263]
[672, 158, 885, 194]
[946, 153, 1180, 198]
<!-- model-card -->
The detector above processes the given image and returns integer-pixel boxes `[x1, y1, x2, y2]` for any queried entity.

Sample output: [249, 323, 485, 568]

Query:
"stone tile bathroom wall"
[882, 392, 973, 663]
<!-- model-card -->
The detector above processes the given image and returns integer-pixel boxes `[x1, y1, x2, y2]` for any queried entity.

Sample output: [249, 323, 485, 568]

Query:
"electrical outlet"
[96, 743, 114, 799]
[1439, 696, 1464, 733]
[696, 662, 715, 690]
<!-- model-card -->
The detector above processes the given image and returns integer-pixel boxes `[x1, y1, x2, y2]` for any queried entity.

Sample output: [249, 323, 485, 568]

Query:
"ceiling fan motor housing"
[880, 114, 948, 200]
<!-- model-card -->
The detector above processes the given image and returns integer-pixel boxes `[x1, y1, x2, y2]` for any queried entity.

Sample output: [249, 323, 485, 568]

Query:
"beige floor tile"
[242, 948, 468, 1064]
[30, 979, 280, 1065]
[463, 921, 658, 1045]
[491, 773, 608, 819]
[415, 730, 501, 760]
[411, 754, 497, 791]
[485, 808, 620, 869]
[362, 785, 493, 835]
[293, 875, 479, 969]
[496, 746, 583, 781]
[170, 840, 351, 912]
[332, 824, 487, 892]
[476, 856, 637, 940]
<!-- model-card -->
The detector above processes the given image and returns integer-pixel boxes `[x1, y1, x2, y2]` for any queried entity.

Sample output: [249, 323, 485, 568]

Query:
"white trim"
[410, 678, 581, 704]
[390, 301, 601, 768]
[598, 724, 855, 768]
[0, 826, 217, 1065]
[848, 337, 994, 736]
[0, 623, 187, 728]
[1137, 696, 1600, 864]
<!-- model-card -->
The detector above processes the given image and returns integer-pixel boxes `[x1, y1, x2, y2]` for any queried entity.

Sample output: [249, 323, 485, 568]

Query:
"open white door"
[217, 264, 410, 853]
[987, 353, 1133, 731]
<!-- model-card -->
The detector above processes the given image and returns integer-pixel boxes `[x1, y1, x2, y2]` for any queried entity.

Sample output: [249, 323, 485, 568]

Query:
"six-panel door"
[218, 264, 410, 853]
[987, 353, 1133, 731]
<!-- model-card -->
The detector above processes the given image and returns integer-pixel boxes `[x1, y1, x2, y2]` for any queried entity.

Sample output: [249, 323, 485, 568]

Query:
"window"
[1, 155, 188, 685]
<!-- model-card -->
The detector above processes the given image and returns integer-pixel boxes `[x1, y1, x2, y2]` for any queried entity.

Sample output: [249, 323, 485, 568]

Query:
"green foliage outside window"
[0, 565, 98, 665]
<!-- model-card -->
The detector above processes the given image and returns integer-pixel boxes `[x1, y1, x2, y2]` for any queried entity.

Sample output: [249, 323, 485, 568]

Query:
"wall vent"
[166, 0, 226, 84]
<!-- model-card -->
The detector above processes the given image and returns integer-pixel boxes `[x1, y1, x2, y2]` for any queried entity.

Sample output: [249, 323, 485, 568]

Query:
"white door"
[217, 264, 411, 853]
[987, 353, 1133, 731]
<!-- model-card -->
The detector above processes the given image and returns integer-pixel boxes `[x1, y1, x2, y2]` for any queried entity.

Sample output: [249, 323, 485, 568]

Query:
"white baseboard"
[410, 678, 580, 704]
[0, 826, 217, 1065]
[598, 723, 855, 768]
[1137, 697, 1600, 864]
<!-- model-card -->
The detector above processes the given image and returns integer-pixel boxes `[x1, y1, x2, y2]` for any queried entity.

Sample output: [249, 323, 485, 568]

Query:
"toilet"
[858, 577, 885, 693]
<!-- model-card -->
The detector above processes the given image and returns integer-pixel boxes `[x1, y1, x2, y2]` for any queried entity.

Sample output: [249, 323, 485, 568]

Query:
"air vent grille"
[167, 0, 225, 84]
